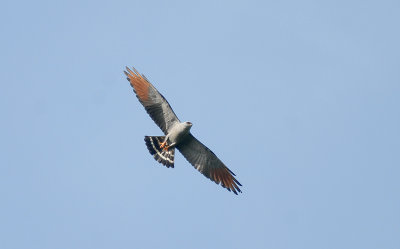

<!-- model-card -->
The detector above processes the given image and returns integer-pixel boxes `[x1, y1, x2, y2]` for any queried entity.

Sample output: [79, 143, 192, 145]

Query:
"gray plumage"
[124, 66, 242, 194]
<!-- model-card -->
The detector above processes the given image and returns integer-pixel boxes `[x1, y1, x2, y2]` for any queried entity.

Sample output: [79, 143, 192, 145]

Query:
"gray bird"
[124, 67, 242, 194]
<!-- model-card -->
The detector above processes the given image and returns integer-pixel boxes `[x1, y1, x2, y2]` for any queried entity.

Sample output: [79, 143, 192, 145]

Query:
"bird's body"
[124, 66, 242, 194]
[163, 121, 193, 148]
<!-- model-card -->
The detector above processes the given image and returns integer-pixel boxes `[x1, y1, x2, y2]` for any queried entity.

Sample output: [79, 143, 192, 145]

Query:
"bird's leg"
[159, 136, 169, 149]
[163, 142, 176, 151]
[159, 141, 167, 149]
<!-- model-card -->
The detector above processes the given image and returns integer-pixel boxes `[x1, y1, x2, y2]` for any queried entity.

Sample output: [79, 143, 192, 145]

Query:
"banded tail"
[144, 136, 175, 168]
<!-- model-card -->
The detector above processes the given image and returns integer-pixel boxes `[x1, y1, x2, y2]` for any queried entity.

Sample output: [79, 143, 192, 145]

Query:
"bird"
[124, 66, 242, 194]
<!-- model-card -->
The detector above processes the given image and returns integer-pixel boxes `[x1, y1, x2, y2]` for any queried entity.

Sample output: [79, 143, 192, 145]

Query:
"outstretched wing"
[124, 67, 180, 134]
[177, 134, 242, 194]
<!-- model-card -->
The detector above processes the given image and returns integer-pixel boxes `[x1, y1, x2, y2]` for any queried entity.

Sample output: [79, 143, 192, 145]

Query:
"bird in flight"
[124, 67, 242, 194]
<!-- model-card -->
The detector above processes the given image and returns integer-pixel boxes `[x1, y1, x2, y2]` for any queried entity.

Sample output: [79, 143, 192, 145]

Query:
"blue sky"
[1, 0, 399, 248]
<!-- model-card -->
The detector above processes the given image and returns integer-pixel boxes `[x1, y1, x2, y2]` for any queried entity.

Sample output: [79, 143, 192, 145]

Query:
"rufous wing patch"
[210, 167, 242, 195]
[124, 66, 150, 102]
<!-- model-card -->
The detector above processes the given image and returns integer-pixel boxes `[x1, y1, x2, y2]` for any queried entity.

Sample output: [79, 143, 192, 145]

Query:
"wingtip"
[123, 70, 130, 78]
[125, 66, 137, 76]
[230, 186, 240, 195]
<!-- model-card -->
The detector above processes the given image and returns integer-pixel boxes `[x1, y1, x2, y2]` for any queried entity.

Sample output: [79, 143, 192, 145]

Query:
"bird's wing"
[124, 67, 180, 134]
[177, 134, 242, 194]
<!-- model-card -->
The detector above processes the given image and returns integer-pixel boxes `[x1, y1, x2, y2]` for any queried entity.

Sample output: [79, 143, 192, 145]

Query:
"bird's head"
[184, 121, 193, 129]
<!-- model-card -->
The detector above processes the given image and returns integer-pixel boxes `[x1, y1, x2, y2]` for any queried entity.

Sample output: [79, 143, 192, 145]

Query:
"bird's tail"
[144, 136, 175, 168]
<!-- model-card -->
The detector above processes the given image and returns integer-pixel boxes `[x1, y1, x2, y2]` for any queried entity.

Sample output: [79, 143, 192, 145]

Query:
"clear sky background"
[1, 0, 399, 248]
